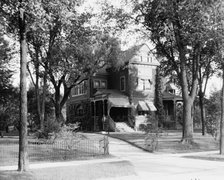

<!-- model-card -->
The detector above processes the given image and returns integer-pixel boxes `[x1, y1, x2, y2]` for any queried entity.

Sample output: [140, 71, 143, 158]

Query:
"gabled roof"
[120, 43, 160, 66]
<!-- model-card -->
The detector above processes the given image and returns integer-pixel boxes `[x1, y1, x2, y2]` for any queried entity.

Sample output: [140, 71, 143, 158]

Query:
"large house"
[66, 44, 182, 131]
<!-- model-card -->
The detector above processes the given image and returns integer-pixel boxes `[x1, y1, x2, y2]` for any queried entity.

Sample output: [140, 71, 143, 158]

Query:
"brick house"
[66, 44, 181, 131]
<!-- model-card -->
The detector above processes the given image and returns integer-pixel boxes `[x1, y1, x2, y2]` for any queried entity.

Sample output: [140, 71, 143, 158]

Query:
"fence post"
[104, 136, 109, 155]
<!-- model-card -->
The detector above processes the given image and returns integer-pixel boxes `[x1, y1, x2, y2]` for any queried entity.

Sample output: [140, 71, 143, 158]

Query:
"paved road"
[108, 136, 224, 180]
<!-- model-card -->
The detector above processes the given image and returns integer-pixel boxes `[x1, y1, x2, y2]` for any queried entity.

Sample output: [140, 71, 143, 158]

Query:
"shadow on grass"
[0, 160, 136, 180]
[0, 171, 35, 180]
[106, 133, 153, 153]
[183, 154, 224, 162]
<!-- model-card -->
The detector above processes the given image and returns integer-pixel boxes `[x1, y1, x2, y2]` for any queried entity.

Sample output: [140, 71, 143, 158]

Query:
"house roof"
[162, 91, 182, 101]
[120, 44, 160, 66]
[93, 89, 132, 108]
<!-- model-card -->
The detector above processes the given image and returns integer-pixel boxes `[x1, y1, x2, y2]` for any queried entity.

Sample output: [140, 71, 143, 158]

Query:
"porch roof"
[162, 92, 182, 101]
[93, 89, 132, 108]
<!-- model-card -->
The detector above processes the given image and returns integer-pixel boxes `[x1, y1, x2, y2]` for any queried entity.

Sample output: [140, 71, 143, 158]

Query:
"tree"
[1, 0, 31, 171]
[199, 0, 224, 155]
[27, 32, 48, 131]
[154, 67, 165, 128]
[205, 90, 221, 139]
[18, 2, 28, 171]
[198, 40, 217, 135]
[22, 1, 122, 123]
[134, 0, 219, 143]
[0, 24, 19, 136]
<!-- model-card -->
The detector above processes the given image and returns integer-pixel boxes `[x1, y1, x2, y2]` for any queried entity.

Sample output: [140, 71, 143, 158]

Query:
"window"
[94, 80, 107, 89]
[145, 79, 151, 90]
[72, 81, 87, 96]
[101, 81, 107, 89]
[76, 105, 84, 116]
[120, 76, 126, 91]
[139, 79, 151, 90]
[94, 80, 100, 88]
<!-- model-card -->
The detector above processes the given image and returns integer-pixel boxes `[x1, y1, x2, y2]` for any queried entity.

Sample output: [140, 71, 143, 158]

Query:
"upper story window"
[138, 79, 151, 91]
[72, 81, 87, 96]
[94, 80, 100, 88]
[147, 55, 153, 63]
[120, 76, 126, 91]
[144, 79, 151, 90]
[101, 81, 107, 89]
[94, 80, 107, 89]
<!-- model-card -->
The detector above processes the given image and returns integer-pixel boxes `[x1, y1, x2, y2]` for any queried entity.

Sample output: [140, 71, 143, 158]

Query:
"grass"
[108, 131, 219, 153]
[0, 160, 135, 180]
[184, 153, 224, 162]
[0, 131, 222, 179]
[0, 133, 109, 166]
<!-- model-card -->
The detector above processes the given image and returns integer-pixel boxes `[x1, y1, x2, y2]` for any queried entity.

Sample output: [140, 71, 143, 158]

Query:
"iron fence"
[0, 136, 109, 166]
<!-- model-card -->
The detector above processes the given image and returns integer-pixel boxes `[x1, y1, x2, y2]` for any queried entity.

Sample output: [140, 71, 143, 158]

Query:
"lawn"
[0, 133, 109, 166]
[0, 160, 135, 180]
[108, 131, 219, 153]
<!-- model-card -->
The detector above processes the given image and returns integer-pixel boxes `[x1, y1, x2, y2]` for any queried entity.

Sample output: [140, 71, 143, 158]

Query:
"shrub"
[205, 114, 220, 140]
[141, 114, 162, 152]
[34, 115, 61, 139]
[54, 123, 86, 151]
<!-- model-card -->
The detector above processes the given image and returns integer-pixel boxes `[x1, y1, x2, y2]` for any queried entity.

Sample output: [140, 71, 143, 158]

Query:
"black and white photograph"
[0, 0, 224, 179]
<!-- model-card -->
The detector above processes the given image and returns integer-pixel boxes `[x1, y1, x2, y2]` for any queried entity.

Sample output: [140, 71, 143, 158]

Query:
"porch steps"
[115, 122, 136, 133]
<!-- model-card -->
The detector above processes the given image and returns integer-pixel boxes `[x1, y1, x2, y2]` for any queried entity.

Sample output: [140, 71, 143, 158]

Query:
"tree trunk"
[55, 104, 65, 123]
[35, 61, 41, 129]
[182, 98, 194, 143]
[179, 53, 196, 143]
[220, 67, 224, 155]
[18, 4, 28, 171]
[40, 73, 47, 131]
[199, 91, 205, 135]
[54, 86, 65, 123]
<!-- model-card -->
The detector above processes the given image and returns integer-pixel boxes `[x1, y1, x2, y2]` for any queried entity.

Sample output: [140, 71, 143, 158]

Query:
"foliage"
[54, 123, 86, 152]
[133, 0, 222, 141]
[139, 114, 162, 152]
[205, 90, 221, 139]
[0, 27, 19, 131]
[34, 115, 61, 139]
[27, 86, 54, 128]
[206, 114, 220, 140]
[21, 0, 122, 122]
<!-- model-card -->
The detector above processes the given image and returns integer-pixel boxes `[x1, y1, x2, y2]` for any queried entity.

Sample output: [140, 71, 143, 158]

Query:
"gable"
[130, 44, 160, 66]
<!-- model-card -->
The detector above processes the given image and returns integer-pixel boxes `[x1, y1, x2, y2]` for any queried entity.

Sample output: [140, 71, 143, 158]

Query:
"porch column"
[93, 101, 96, 131]
[102, 100, 105, 116]
[102, 100, 105, 131]
[173, 100, 177, 129]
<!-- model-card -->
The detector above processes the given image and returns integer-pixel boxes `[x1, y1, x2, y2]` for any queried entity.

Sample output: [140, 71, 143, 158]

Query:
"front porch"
[91, 89, 134, 132]
[162, 92, 183, 130]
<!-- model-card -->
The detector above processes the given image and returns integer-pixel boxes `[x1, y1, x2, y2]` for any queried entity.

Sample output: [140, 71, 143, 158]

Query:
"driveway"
[108, 135, 224, 180]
